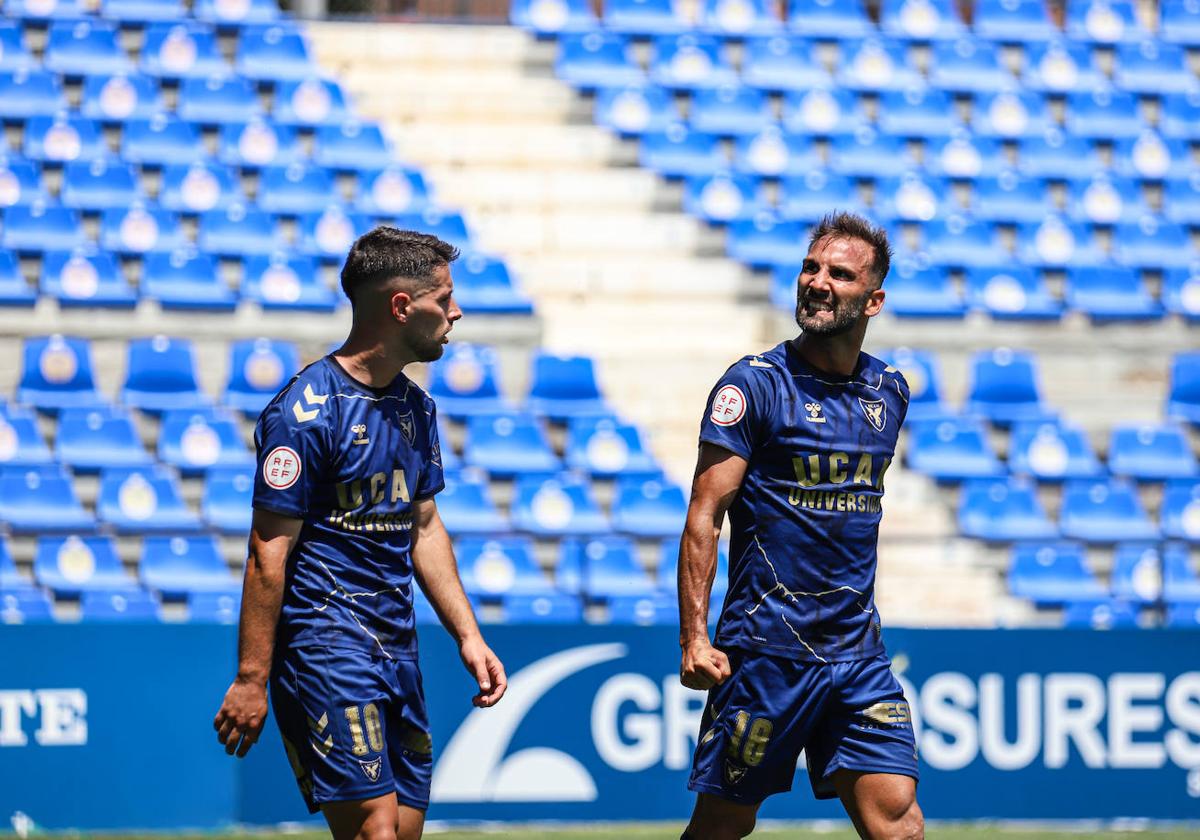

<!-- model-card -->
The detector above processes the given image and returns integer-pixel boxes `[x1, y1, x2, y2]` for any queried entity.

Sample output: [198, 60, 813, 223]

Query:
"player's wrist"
[234, 668, 269, 687]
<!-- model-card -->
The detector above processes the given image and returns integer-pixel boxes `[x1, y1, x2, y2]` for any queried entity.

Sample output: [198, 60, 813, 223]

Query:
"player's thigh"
[383, 660, 434, 813]
[685, 792, 761, 840]
[321, 792, 408, 840]
[832, 770, 922, 840]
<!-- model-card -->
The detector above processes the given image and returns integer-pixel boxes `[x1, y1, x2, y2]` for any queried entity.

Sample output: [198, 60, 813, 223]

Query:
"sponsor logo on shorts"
[861, 700, 911, 726]
[360, 757, 383, 782]
[711, 385, 747, 426]
[723, 759, 747, 785]
[263, 446, 301, 490]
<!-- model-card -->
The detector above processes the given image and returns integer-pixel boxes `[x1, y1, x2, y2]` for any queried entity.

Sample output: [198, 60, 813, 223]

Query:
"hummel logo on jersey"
[292, 383, 328, 423]
[359, 757, 383, 782]
[307, 713, 333, 757]
[749, 357, 773, 368]
[858, 397, 886, 432]
[804, 402, 826, 424]
[351, 423, 369, 445]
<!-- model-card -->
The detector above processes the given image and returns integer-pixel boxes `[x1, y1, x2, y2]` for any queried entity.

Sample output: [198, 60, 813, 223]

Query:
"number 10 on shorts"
[728, 711, 773, 766]
[345, 703, 384, 756]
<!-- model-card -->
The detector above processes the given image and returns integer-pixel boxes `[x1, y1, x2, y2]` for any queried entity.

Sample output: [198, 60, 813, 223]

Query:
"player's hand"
[213, 677, 268, 758]
[459, 635, 507, 708]
[680, 638, 731, 690]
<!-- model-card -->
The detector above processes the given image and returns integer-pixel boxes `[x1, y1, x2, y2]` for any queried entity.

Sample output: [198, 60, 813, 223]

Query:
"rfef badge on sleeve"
[711, 385, 747, 426]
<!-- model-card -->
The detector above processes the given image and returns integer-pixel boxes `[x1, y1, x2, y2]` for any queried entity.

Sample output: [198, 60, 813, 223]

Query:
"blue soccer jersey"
[700, 340, 909, 663]
[253, 355, 444, 660]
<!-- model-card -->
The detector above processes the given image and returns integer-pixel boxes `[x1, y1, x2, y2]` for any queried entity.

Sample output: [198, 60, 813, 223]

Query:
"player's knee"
[689, 810, 756, 839]
[350, 810, 399, 840]
[868, 800, 923, 840]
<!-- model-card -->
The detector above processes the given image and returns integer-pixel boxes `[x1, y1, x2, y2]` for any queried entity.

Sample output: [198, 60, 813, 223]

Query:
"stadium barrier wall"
[2, 624, 1199, 830]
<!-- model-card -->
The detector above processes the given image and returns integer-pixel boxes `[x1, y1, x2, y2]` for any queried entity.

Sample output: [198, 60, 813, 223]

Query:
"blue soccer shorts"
[270, 645, 433, 813]
[689, 648, 918, 805]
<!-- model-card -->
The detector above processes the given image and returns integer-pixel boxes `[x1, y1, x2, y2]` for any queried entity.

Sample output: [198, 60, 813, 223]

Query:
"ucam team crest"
[359, 757, 383, 782]
[858, 398, 886, 432]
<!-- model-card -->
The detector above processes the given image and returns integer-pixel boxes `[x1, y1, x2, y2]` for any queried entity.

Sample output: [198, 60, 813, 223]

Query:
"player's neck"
[332, 335, 411, 388]
[791, 331, 864, 377]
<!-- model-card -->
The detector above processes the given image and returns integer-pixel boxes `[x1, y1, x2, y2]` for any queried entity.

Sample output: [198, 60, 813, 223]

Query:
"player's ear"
[390, 290, 413, 323]
[864, 287, 885, 318]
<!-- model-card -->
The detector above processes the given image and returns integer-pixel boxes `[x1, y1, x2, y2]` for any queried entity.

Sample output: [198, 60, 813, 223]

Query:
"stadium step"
[425, 165, 665, 213]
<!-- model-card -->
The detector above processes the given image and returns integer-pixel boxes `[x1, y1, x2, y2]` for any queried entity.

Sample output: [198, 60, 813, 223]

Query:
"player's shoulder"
[720, 342, 790, 384]
[260, 357, 338, 430]
[860, 352, 910, 403]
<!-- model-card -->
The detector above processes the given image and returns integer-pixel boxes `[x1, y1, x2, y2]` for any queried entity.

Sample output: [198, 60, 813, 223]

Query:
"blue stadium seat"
[389, 207, 471, 252]
[970, 171, 1054, 225]
[1063, 599, 1139, 629]
[140, 22, 229, 79]
[1008, 542, 1106, 606]
[1111, 543, 1168, 604]
[0, 465, 94, 533]
[296, 207, 372, 263]
[1066, 0, 1147, 44]
[882, 263, 966, 318]
[1114, 217, 1196, 270]
[198, 204, 284, 257]
[458, 536, 552, 598]
[639, 123, 725, 178]
[60, 159, 140, 211]
[80, 588, 162, 622]
[33, 537, 132, 597]
[1066, 88, 1145, 140]
[1167, 601, 1200, 627]
[0, 588, 54, 623]
[683, 172, 760, 223]
[881, 0, 965, 40]
[257, 164, 336, 215]
[958, 476, 1057, 541]
[0, 251, 35, 306]
[612, 474, 686, 538]
[649, 34, 738, 90]
[1108, 423, 1199, 482]
[453, 253, 534, 315]
[224, 337, 297, 416]
[594, 84, 681, 136]
[781, 87, 866, 137]
[787, 0, 873, 37]
[4, 0, 84, 18]
[0, 158, 47, 207]
[194, 0, 280, 25]
[159, 409, 253, 475]
[437, 469, 509, 534]
[95, 204, 183, 259]
[1163, 175, 1200, 225]
[143, 258, 236, 311]
[606, 593, 680, 625]
[159, 163, 242, 214]
[972, 91, 1054, 139]
[878, 87, 961, 137]
[41, 249, 136, 308]
[177, 75, 261, 124]
[1167, 352, 1200, 425]
[501, 593, 584, 623]
[734, 129, 820, 177]
[18, 335, 103, 412]
[188, 589, 241, 623]
[965, 265, 1061, 320]
[1066, 265, 1162, 321]
[768, 262, 801, 310]
[689, 85, 773, 137]
[906, 417, 1004, 481]
[741, 37, 831, 91]
[315, 121, 392, 171]
[923, 216, 1009, 268]
[1060, 478, 1159, 542]
[974, 0, 1057, 42]
[560, 536, 657, 599]
[464, 411, 560, 478]
[1017, 217, 1104, 269]
[0, 70, 66, 119]
[0, 403, 52, 468]
[777, 170, 862, 221]
[1022, 40, 1108, 93]
[242, 252, 337, 311]
[22, 115, 104, 163]
[0, 22, 34, 73]
[828, 128, 912, 178]
[121, 115, 202, 166]
[924, 134, 1007, 179]
[510, 0, 598, 35]
[876, 347, 949, 423]
[699, 0, 781, 36]
[1159, 90, 1200, 141]
[603, 0, 688, 36]
[122, 335, 210, 415]
[101, 0, 186, 23]
[354, 166, 429, 215]
[512, 472, 608, 536]
[1018, 129, 1104, 180]
[56, 405, 151, 472]
[1008, 420, 1103, 481]
[1164, 541, 1200, 600]
[272, 78, 351, 127]
[202, 467, 253, 534]
[1115, 40, 1195, 94]
[1163, 0, 1200, 45]
[966, 348, 1052, 425]
[97, 465, 204, 533]
[728, 213, 807, 267]
[929, 37, 1011, 92]
[1, 204, 86, 254]
[836, 38, 923, 91]
[565, 416, 658, 478]
[1164, 268, 1200, 321]
[218, 119, 302, 168]
[45, 20, 131, 77]
[877, 170, 947, 221]
[1067, 175, 1148, 225]
[140, 535, 233, 597]
[236, 24, 313, 82]
[427, 343, 511, 420]
[526, 351, 610, 421]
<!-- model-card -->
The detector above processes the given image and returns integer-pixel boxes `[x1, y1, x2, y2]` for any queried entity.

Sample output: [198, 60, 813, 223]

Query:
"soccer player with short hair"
[214, 227, 507, 840]
[678, 212, 922, 840]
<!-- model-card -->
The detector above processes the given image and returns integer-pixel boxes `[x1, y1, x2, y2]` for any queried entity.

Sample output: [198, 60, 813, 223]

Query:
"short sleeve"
[698, 360, 774, 460]
[252, 396, 330, 518]
[415, 401, 445, 500]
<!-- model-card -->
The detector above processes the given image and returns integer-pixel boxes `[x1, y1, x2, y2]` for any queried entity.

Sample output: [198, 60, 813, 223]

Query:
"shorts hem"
[812, 761, 920, 800]
[717, 640, 886, 664]
[687, 779, 789, 806]
[311, 784, 398, 809]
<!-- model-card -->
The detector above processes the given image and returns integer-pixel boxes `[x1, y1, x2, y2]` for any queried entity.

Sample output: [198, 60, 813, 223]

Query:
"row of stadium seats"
[5, 0, 281, 26]
[514, 0, 1193, 45]
[1009, 540, 1200, 605]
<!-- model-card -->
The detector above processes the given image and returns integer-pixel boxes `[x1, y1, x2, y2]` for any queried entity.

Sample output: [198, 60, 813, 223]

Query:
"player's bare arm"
[213, 508, 302, 758]
[411, 496, 507, 708]
[678, 442, 747, 691]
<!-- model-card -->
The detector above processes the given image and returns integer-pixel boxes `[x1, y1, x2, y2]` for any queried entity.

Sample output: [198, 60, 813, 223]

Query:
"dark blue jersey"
[699, 340, 909, 663]
[253, 356, 444, 660]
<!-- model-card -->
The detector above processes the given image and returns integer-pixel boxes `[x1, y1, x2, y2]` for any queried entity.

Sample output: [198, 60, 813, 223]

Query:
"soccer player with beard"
[678, 212, 922, 839]
[214, 228, 506, 840]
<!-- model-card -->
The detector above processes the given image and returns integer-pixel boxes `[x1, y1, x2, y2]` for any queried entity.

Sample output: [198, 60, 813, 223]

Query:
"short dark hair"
[339, 226, 459, 303]
[808, 211, 892, 287]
